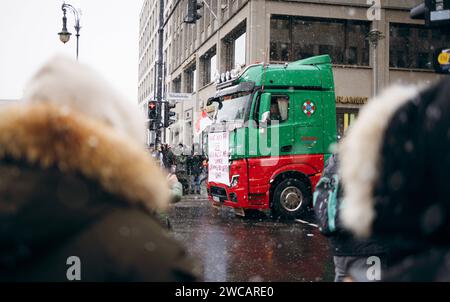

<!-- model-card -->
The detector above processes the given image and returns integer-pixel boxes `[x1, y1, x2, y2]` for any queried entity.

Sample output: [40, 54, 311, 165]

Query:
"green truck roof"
[236, 55, 333, 90]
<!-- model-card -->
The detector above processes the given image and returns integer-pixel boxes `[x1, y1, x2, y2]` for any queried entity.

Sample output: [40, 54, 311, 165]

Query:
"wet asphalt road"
[168, 195, 335, 282]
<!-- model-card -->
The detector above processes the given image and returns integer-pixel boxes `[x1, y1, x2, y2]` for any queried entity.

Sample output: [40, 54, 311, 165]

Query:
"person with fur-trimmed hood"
[313, 152, 388, 282]
[0, 56, 200, 281]
[340, 77, 450, 282]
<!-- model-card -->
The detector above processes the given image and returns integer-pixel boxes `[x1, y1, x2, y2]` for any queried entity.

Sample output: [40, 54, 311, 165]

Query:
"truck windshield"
[215, 93, 251, 123]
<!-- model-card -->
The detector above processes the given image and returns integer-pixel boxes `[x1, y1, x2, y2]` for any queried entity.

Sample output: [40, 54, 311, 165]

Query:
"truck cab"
[207, 55, 337, 219]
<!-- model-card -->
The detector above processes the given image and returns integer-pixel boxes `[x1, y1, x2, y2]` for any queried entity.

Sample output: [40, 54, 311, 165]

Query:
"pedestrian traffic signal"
[164, 102, 177, 128]
[411, 0, 450, 27]
[148, 101, 157, 120]
[148, 101, 159, 131]
[184, 0, 203, 24]
[411, 1, 450, 73]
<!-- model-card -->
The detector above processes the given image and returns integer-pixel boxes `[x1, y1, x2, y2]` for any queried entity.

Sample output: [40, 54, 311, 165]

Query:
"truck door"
[291, 91, 324, 155]
[258, 92, 294, 157]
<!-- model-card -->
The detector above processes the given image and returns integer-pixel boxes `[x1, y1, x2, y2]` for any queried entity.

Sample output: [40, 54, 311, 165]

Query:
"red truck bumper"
[207, 159, 269, 211]
[207, 183, 269, 211]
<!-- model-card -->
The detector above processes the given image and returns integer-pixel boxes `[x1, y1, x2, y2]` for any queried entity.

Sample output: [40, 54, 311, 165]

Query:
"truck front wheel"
[272, 178, 310, 220]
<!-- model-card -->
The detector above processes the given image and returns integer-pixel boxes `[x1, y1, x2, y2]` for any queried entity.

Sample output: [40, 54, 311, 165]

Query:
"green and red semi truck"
[206, 55, 337, 219]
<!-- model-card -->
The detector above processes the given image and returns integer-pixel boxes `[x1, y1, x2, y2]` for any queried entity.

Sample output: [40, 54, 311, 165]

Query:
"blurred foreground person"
[314, 153, 388, 282]
[340, 78, 450, 282]
[0, 56, 199, 282]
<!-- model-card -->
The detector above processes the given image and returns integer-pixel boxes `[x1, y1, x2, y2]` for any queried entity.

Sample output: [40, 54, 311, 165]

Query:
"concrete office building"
[138, 0, 163, 145]
[139, 0, 449, 149]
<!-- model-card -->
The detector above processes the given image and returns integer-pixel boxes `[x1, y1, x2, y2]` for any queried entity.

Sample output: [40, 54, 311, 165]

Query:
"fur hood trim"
[0, 103, 170, 211]
[339, 85, 420, 238]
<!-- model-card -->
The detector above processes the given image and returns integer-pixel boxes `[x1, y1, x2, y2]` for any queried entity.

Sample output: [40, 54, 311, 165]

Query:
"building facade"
[139, 0, 449, 149]
[138, 0, 162, 145]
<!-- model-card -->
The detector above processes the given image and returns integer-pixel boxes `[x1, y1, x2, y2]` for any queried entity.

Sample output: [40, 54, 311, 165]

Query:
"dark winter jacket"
[0, 103, 200, 282]
[314, 154, 387, 257]
[187, 155, 205, 176]
[340, 77, 450, 281]
[162, 147, 176, 170]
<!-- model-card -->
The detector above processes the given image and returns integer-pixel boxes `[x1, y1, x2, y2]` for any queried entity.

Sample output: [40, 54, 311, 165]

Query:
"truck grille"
[210, 186, 228, 202]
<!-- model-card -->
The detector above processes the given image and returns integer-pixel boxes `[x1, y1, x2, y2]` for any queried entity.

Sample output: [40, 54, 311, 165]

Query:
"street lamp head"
[58, 30, 72, 43]
[366, 29, 385, 47]
[58, 12, 72, 44]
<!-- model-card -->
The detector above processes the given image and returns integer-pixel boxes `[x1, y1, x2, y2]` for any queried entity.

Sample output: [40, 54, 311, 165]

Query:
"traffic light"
[184, 0, 203, 24]
[163, 102, 177, 128]
[148, 101, 157, 119]
[148, 101, 158, 131]
[411, 0, 450, 26]
[410, 1, 450, 74]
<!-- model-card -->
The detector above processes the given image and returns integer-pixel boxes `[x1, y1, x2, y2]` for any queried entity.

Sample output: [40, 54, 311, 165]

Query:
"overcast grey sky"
[0, 0, 144, 103]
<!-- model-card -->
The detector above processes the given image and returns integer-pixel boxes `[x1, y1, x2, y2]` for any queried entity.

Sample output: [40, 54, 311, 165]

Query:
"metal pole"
[367, 29, 384, 97]
[75, 19, 80, 60]
[155, 0, 165, 147]
[163, 62, 167, 143]
[373, 43, 377, 97]
[75, 29, 80, 60]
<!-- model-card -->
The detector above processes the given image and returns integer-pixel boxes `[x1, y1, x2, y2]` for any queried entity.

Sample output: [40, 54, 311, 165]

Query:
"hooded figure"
[340, 78, 450, 282]
[313, 153, 388, 282]
[0, 56, 199, 281]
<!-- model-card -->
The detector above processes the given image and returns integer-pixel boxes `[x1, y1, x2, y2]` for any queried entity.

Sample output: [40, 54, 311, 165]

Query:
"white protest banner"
[208, 132, 230, 186]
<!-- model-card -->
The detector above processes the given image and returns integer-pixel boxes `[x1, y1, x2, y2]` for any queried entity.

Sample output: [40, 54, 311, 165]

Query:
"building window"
[193, 68, 197, 92]
[347, 47, 357, 65]
[389, 23, 450, 70]
[223, 22, 247, 70]
[270, 15, 370, 66]
[185, 65, 197, 93]
[210, 54, 217, 83]
[201, 47, 217, 87]
[234, 32, 246, 68]
[270, 16, 291, 61]
[173, 76, 181, 93]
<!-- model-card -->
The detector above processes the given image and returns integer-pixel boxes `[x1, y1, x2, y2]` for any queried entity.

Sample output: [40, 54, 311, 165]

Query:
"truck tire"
[271, 178, 310, 220]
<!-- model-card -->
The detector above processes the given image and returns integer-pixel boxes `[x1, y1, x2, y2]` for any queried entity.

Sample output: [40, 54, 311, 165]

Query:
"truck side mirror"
[259, 93, 272, 127]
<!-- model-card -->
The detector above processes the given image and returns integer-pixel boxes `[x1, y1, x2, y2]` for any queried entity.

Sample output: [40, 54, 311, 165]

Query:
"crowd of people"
[148, 142, 208, 200]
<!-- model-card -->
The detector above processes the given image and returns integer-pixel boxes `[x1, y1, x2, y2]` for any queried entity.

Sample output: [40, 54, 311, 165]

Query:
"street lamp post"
[154, 0, 165, 147]
[367, 29, 385, 97]
[58, 2, 81, 60]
